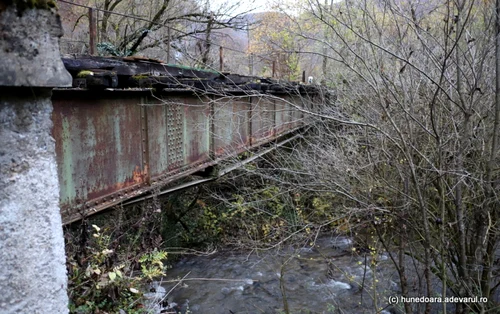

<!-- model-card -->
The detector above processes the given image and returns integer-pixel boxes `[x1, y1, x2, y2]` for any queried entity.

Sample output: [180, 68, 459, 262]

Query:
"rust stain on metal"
[133, 165, 146, 184]
[212, 97, 251, 157]
[52, 91, 145, 215]
[183, 95, 210, 165]
[52, 78, 321, 224]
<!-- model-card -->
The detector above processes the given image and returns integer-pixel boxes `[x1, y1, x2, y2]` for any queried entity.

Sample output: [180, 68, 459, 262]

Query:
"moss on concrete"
[5, 0, 56, 13]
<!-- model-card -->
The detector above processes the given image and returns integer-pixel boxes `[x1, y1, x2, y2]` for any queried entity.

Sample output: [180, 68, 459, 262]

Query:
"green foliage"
[139, 249, 168, 281]
[97, 42, 133, 57]
[179, 178, 342, 245]
[67, 224, 168, 314]
[77, 70, 94, 78]
[131, 74, 149, 80]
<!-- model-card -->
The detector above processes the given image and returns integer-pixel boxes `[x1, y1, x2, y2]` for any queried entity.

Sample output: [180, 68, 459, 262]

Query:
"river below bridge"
[145, 235, 405, 314]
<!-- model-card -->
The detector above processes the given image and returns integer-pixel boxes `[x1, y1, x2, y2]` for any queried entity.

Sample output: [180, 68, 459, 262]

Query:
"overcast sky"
[209, 0, 279, 16]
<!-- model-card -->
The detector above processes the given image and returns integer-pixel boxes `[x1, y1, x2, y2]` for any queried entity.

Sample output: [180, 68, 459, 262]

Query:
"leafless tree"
[61, 0, 251, 62]
[212, 0, 500, 312]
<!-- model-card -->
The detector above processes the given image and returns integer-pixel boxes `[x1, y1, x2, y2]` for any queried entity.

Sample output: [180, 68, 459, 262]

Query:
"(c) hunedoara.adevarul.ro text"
[388, 296, 488, 305]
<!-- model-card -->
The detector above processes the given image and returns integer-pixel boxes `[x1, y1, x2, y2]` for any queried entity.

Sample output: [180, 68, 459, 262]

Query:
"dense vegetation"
[64, 0, 500, 313]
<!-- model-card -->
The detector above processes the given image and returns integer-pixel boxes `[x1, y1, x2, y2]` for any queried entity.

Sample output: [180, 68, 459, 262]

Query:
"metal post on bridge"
[166, 26, 171, 63]
[89, 7, 96, 55]
[249, 53, 254, 76]
[219, 46, 224, 72]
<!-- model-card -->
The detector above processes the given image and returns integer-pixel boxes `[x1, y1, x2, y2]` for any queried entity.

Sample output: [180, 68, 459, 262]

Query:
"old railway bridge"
[54, 56, 326, 224]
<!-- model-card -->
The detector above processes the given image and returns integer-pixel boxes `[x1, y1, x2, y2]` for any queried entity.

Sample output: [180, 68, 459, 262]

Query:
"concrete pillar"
[0, 3, 72, 314]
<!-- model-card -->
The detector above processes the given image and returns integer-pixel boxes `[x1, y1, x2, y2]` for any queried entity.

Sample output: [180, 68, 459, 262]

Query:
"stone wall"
[0, 3, 71, 313]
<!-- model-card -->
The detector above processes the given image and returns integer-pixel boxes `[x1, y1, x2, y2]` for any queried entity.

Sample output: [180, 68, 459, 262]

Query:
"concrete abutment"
[0, 3, 71, 313]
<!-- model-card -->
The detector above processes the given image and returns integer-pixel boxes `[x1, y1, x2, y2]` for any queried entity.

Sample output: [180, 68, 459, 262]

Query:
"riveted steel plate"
[167, 99, 184, 170]
[52, 90, 147, 219]
[52, 87, 314, 224]
[213, 97, 251, 156]
[250, 96, 275, 145]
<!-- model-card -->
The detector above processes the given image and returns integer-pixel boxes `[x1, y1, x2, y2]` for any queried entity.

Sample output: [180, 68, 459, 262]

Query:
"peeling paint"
[51, 89, 317, 224]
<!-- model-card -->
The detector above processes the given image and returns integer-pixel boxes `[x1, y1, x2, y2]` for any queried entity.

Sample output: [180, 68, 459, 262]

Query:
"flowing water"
[145, 235, 405, 314]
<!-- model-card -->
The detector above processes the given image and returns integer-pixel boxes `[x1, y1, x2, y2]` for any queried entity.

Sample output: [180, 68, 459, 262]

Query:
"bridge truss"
[53, 56, 328, 224]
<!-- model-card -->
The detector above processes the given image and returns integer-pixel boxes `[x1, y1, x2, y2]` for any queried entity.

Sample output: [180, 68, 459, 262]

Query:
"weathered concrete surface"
[0, 6, 72, 87]
[0, 4, 71, 314]
[0, 90, 68, 313]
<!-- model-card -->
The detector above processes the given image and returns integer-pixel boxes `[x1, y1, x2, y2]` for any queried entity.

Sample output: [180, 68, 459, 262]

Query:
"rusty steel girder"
[52, 56, 326, 224]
